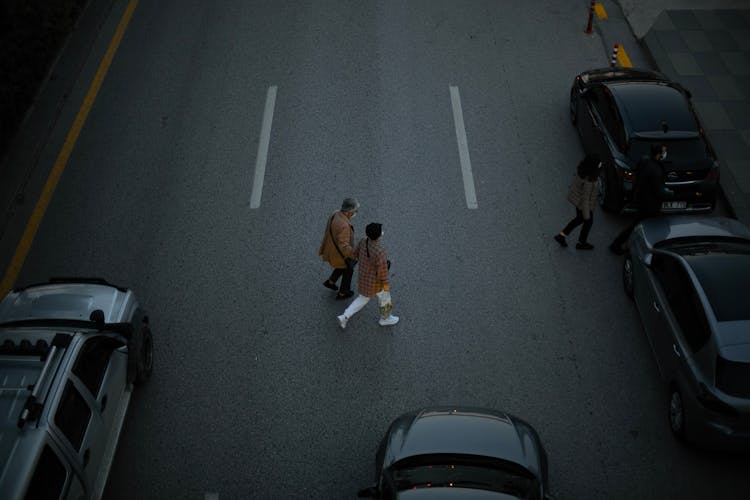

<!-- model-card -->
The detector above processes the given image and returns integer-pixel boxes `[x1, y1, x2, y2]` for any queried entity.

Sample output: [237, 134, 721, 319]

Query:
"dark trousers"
[611, 214, 648, 249]
[561, 209, 593, 243]
[328, 265, 353, 293]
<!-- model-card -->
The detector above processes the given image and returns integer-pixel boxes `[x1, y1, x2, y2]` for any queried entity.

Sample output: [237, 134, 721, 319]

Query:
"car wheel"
[669, 387, 686, 441]
[135, 327, 153, 384]
[569, 89, 577, 125]
[623, 254, 634, 300]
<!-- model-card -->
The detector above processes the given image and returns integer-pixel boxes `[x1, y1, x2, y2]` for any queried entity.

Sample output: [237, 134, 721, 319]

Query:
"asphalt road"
[4, 0, 749, 498]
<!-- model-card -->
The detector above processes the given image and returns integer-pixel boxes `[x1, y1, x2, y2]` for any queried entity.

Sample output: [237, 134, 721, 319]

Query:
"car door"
[577, 85, 604, 157]
[644, 254, 710, 380]
[638, 253, 682, 378]
[50, 336, 127, 492]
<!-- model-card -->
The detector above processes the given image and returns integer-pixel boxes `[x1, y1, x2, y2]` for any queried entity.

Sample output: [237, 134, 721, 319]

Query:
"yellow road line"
[0, 0, 138, 296]
[595, 2, 608, 20]
[617, 44, 633, 68]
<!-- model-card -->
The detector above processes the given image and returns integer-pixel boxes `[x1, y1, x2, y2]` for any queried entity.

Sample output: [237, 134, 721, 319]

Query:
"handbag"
[376, 290, 392, 317]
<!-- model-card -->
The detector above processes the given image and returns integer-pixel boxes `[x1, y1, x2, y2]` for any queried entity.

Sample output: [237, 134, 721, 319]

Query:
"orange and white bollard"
[610, 43, 619, 68]
[584, 0, 595, 34]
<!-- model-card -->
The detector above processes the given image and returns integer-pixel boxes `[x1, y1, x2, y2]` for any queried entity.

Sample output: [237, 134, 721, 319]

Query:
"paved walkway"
[642, 7, 750, 223]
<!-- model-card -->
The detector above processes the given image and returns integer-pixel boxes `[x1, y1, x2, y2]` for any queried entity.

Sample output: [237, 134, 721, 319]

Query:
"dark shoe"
[336, 290, 354, 300]
[609, 243, 625, 255]
[576, 242, 594, 250]
[553, 234, 568, 247]
[323, 280, 338, 291]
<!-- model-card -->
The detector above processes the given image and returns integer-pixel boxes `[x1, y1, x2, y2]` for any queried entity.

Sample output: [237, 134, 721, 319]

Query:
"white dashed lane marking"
[449, 85, 478, 209]
[250, 85, 278, 209]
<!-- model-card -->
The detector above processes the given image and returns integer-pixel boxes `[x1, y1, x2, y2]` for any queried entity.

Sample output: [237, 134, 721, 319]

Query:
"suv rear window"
[717, 357, 750, 398]
[684, 252, 750, 322]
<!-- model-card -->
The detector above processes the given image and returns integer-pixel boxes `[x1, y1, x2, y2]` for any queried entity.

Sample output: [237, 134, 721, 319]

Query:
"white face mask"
[660, 150, 667, 161]
[349, 211, 357, 218]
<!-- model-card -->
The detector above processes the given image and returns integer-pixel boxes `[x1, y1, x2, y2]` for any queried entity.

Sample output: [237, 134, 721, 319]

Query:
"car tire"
[669, 386, 686, 441]
[569, 89, 578, 125]
[623, 254, 634, 300]
[133, 326, 153, 385]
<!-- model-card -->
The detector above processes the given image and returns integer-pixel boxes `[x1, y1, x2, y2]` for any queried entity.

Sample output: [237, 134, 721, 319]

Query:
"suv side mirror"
[357, 485, 377, 498]
[643, 253, 653, 267]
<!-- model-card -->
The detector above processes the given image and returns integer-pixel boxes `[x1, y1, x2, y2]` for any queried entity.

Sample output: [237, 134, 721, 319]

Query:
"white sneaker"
[378, 315, 399, 326]
[337, 314, 348, 329]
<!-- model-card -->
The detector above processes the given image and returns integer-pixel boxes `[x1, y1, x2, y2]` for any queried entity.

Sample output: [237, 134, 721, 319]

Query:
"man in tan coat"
[319, 197, 359, 299]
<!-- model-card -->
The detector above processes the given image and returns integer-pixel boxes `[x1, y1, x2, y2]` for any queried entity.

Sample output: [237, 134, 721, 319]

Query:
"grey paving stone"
[657, 30, 689, 51]
[668, 10, 701, 30]
[734, 75, 750, 96]
[720, 52, 750, 75]
[708, 75, 746, 100]
[739, 129, 750, 149]
[668, 52, 703, 76]
[717, 10, 750, 30]
[680, 30, 713, 52]
[693, 101, 733, 130]
[652, 11, 676, 31]
[694, 52, 730, 75]
[724, 101, 750, 128]
[696, 11, 725, 31]
[725, 159, 750, 193]
[643, 31, 676, 75]
[729, 29, 750, 48]
[677, 76, 718, 100]
[709, 130, 750, 160]
[706, 30, 741, 51]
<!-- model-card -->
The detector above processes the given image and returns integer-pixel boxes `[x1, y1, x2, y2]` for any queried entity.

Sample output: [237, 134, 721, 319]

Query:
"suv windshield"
[627, 138, 708, 164]
[389, 456, 537, 499]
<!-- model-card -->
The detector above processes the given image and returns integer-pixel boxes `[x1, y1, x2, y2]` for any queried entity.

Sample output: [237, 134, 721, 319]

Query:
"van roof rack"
[9, 333, 72, 429]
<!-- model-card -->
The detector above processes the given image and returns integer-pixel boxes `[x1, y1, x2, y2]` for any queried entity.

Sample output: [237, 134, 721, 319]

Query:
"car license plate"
[662, 201, 687, 209]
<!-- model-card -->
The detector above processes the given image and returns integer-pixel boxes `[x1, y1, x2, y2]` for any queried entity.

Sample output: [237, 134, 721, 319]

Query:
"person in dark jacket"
[554, 155, 600, 250]
[609, 144, 668, 254]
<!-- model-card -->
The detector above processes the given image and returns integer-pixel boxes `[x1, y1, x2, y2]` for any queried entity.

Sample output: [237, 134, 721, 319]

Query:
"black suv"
[570, 68, 719, 213]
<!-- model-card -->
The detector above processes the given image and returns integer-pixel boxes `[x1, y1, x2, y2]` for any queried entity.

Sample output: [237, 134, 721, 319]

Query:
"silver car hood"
[0, 283, 132, 323]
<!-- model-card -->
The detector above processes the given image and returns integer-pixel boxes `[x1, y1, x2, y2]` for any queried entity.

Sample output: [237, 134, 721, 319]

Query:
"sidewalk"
[614, 0, 750, 224]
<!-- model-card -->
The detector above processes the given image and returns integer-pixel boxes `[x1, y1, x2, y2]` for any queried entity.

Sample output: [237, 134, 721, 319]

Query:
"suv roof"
[0, 279, 142, 500]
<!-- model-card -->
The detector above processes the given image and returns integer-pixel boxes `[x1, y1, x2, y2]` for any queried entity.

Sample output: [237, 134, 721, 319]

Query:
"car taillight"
[617, 168, 635, 181]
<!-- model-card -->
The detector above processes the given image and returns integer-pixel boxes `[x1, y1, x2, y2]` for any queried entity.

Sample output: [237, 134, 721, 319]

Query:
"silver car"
[0, 278, 153, 499]
[622, 216, 750, 450]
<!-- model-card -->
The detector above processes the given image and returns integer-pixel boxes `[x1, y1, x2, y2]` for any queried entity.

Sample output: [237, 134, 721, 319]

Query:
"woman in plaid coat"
[337, 223, 399, 329]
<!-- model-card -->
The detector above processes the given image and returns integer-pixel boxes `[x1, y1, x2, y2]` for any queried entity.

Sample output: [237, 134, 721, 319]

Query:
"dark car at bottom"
[570, 68, 719, 214]
[358, 407, 554, 499]
[623, 216, 750, 450]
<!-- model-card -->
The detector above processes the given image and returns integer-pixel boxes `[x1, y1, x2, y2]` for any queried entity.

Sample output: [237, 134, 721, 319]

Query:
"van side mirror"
[643, 253, 653, 267]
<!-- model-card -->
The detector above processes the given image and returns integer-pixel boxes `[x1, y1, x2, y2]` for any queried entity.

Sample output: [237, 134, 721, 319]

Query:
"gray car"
[622, 216, 750, 450]
[0, 278, 153, 499]
[358, 407, 554, 499]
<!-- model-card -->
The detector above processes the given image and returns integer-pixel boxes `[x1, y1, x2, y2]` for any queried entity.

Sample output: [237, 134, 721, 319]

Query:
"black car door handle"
[673, 344, 681, 358]
[653, 301, 661, 313]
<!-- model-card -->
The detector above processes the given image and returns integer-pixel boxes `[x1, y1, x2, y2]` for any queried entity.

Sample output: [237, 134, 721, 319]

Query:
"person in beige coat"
[554, 155, 600, 250]
[319, 198, 359, 299]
